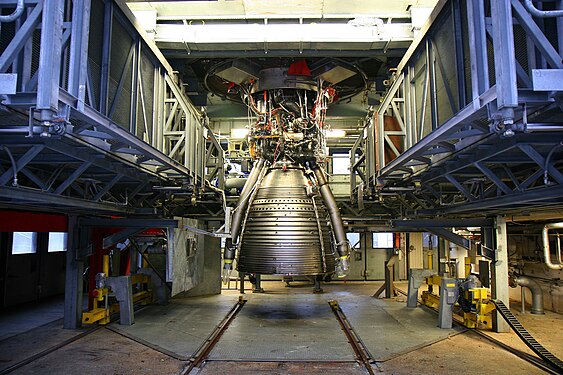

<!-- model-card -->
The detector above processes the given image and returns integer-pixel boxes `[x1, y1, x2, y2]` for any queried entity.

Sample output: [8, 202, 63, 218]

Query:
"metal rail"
[0, 325, 101, 375]
[492, 299, 563, 373]
[181, 296, 247, 375]
[328, 300, 377, 375]
[0, 0, 216, 215]
[361, 0, 563, 217]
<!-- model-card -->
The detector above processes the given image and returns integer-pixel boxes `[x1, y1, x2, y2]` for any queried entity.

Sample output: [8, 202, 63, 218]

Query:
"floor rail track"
[181, 296, 247, 375]
[328, 299, 377, 375]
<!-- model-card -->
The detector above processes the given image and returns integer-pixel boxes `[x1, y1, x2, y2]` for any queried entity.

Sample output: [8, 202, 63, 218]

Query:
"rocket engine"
[221, 60, 352, 281]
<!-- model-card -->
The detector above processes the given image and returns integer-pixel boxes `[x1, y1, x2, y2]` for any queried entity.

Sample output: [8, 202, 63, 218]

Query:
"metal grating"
[208, 295, 355, 361]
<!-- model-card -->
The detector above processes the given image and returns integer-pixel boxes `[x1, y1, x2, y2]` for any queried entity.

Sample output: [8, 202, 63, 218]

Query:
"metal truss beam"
[0, 0, 220, 215]
[365, 0, 563, 218]
[103, 227, 146, 249]
[0, 186, 135, 214]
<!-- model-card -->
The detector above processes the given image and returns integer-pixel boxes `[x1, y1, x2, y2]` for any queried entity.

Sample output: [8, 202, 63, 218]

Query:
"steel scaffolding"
[0, 0, 223, 215]
[352, 0, 563, 216]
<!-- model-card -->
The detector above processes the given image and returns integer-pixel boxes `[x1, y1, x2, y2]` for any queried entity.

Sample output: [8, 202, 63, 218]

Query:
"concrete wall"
[408, 232, 424, 269]
[171, 218, 221, 297]
[184, 236, 221, 297]
[328, 174, 350, 198]
[508, 234, 562, 313]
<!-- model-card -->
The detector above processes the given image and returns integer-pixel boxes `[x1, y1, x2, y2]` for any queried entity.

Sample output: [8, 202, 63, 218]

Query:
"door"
[365, 232, 395, 280]
[345, 232, 365, 280]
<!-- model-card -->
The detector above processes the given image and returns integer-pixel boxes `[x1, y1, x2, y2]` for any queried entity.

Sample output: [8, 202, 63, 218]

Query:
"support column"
[492, 215, 510, 333]
[64, 215, 84, 329]
[438, 237, 447, 276]
[37, 0, 64, 121]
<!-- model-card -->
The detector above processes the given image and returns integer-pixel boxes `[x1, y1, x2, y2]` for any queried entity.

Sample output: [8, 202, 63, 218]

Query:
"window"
[332, 153, 350, 174]
[12, 232, 37, 254]
[372, 232, 394, 248]
[423, 233, 438, 249]
[346, 232, 361, 249]
[48, 232, 68, 252]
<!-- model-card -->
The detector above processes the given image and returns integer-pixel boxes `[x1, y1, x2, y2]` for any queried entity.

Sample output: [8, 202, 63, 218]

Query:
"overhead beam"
[80, 218, 178, 227]
[391, 218, 493, 228]
[426, 227, 470, 250]
[0, 186, 135, 214]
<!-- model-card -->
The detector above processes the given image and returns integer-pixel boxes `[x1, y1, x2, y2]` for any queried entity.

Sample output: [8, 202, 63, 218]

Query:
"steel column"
[36, 0, 64, 118]
[64, 215, 85, 329]
[67, 0, 91, 110]
[492, 215, 510, 333]
[491, 0, 518, 112]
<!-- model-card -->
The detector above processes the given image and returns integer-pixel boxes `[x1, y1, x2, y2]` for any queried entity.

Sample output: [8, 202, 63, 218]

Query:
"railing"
[361, 0, 563, 216]
[0, 0, 217, 214]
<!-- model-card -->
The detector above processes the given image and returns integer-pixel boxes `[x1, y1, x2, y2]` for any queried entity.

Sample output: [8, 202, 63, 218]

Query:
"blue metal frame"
[0, 0, 223, 214]
[359, 0, 563, 216]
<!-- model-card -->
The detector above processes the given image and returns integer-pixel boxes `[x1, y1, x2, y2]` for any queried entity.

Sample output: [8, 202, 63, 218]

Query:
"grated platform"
[109, 294, 240, 359]
[208, 293, 356, 361]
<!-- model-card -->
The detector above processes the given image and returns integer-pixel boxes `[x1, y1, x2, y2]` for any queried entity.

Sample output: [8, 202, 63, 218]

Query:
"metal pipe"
[0, 146, 18, 186]
[311, 164, 350, 267]
[542, 222, 563, 270]
[515, 276, 545, 314]
[523, 0, 563, 18]
[557, 233, 562, 264]
[526, 123, 563, 132]
[223, 158, 265, 263]
[544, 142, 563, 185]
[102, 255, 110, 276]
[0, 0, 24, 23]
[0, 126, 44, 134]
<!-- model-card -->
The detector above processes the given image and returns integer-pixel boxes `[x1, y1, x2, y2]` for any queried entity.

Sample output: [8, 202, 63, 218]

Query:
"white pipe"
[542, 223, 563, 270]
[0, 0, 24, 23]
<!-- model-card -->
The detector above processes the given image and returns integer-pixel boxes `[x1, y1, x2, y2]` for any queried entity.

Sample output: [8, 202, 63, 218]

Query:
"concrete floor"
[0, 281, 561, 374]
[0, 297, 65, 341]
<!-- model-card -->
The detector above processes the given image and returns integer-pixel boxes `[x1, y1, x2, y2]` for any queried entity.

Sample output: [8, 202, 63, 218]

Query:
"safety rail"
[0, 0, 216, 214]
[359, 0, 563, 216]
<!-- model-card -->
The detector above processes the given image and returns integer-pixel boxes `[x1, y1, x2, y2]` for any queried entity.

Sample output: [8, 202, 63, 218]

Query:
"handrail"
[523, 0, 563, 18]
[0, 0, 24, 23]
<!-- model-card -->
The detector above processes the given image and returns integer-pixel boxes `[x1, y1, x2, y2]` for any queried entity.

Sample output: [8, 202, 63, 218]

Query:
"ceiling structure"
[126, 0, 439, 128]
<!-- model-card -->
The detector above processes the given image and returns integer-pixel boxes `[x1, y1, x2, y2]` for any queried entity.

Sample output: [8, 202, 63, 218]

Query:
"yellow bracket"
[421, 290, 440, 308]
[82, 274, 153, 325]
[426, 275, 442, 286]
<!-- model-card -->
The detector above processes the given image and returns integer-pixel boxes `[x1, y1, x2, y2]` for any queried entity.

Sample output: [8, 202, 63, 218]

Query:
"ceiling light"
[326, 129, 346, 138]
[231, 128, 249, 139]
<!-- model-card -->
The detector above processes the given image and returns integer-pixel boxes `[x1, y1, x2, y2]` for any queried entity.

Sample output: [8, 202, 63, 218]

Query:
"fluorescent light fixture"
[132, 10, 157, 32]
[326, 129, 346, 138]
[231, 128, 249, 139]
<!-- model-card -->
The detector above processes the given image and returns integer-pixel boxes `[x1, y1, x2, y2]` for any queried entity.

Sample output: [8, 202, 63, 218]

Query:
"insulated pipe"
[542, 222, 563, 270]
[514, 276, 545, 314]
[311, 164, 350, 262]
[223, 158, 266, 264]
[523, 0, 563, 18]
[0, 0, 24, 23]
